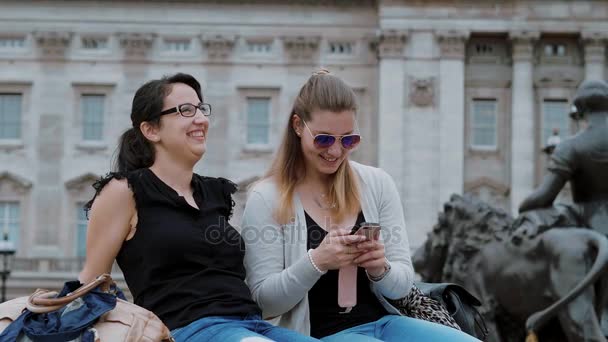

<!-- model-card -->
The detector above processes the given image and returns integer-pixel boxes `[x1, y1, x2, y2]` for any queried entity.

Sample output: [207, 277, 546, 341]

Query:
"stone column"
[581, 31, 606, 81]
[436, 30, 469, 207]
[509, 31, 539, 215]
[32, 31, 72, 252]
[377, 30, 408, 191]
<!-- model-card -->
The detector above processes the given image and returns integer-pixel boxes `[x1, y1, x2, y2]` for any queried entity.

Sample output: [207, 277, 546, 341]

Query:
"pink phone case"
[338, 264, 357, 312]
[338, 223, 381, 312]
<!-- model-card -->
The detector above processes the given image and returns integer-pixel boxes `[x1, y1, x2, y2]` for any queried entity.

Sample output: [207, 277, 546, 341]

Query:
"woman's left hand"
[353, 240, 386, 278]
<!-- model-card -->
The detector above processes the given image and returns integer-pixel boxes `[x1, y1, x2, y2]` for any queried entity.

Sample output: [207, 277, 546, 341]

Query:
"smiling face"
[296, 109, 357, 178]
[153, 82, 209, 165]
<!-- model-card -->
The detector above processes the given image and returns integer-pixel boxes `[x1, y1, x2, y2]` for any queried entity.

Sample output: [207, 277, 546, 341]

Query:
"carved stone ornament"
[408, 77, 435, 107]
[117, 33, 155, 60]
[376, 29, 407, 58]
[581, 31, 607, 64]
[282, 36, 320, 61]
[509, 30, 540, 62]
[33, 31, 72, 58]
[436, 30, 469, 59]
[201, 34, 237, 60]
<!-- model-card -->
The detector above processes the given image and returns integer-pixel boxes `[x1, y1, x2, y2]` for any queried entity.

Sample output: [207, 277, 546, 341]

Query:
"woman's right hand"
[310, 229, 367, 271]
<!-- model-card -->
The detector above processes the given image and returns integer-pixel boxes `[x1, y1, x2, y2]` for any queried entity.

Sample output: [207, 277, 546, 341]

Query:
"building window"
[471, 99, 497, 148]
[81, 94, 105, 141]
[0, 202, 19, 246]
[75, 203, 87, 258]
[247, 42, 272, 54]
[544, 44, 566, 57]
[246, 97, 271, 145]
[0, 37, 25, 49]
[329, 41, 353, 55]
[0, 94, 22, 139]
[474, 43, 494, 55]
[81, 37, 108, 50]
[542, 100, 570, 145]
[164, 39, 191, 52]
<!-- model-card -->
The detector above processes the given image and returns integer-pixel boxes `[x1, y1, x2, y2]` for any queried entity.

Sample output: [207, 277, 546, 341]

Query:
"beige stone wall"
[0, 0, 606, 297]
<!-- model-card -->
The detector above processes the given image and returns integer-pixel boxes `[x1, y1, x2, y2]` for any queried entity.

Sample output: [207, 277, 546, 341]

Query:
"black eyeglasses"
[159, 103, 212, 117]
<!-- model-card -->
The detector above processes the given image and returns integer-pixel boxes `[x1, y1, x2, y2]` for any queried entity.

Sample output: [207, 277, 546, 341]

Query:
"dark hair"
[114, 73, 203, 173]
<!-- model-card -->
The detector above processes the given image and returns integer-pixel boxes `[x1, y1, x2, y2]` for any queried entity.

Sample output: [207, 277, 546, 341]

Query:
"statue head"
[573, 80, 608, 117]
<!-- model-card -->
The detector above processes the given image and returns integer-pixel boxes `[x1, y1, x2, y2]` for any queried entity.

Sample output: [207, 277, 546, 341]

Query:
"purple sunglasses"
[302, 120, 361, 150]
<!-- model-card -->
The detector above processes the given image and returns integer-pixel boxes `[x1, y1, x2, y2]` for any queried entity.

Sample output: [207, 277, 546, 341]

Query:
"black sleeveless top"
[86, 169, 261, 330]
[305, 211, 387, 338]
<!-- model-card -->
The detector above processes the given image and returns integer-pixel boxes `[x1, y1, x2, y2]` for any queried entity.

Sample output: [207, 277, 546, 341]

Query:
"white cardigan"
[241, 161, 414, 335]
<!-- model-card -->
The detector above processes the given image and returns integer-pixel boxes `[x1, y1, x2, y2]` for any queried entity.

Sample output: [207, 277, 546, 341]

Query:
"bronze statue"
[414, 80, 608, 341]
[413, 194, 608, 342]
[519, 80, 608, 234]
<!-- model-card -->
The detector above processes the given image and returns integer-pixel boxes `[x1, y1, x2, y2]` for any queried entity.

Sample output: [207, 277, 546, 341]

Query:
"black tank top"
[86, 168, 261, 330]
[305, 211, 387, 338]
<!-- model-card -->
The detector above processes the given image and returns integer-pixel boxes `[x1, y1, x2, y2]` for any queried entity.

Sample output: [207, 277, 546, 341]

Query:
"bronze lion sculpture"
[413, 194, 608, 342]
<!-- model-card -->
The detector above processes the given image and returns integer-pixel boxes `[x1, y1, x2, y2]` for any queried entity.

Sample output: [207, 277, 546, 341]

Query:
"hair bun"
[312, 68, 330, 76]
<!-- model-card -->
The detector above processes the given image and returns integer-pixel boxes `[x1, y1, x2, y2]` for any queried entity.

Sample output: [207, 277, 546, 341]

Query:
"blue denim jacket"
[0, 281, 124, 342]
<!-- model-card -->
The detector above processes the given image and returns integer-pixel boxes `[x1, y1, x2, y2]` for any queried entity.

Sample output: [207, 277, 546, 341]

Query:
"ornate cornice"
[436, 30, 470, 59]
[65, 172, 100, 193]
[581, 31, 607, 64]
[201, 34, 237, 61]
[282, 36, 320, 61]
[0, 171, 32, 195]
[376, 29, 408, 58]
[534, 68, 581, 89]
[117, 33, 155, 60]
[33, 31, 72, 59]
[509, 30, 540, 62]
[464, 177, 510, 196]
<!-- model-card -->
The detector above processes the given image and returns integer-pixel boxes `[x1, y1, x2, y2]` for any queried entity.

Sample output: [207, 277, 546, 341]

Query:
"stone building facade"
[0, 0, 606, 297]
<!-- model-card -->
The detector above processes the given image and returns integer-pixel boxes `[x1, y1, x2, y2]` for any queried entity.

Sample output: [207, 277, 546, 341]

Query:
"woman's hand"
[353, 239, 387, 278]
[310, 229, 367, 272]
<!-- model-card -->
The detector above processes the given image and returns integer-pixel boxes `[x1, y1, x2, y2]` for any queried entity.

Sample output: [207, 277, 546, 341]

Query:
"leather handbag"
[0, 274, 174, 341]
[416, 282, 488, 340]
[390, 282, 488, 340]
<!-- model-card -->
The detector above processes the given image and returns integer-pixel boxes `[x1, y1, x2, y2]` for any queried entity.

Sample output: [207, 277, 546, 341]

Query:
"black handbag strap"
[415, 282, 482, 307]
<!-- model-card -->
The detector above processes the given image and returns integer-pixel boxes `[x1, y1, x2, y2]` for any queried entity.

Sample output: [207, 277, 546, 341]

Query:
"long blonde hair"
[264, 69, 361, 224]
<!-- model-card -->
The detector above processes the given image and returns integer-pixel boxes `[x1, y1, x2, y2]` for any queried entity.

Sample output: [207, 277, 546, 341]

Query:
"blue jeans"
[171, 314, 319, 341]
[320, 315, 480, 342]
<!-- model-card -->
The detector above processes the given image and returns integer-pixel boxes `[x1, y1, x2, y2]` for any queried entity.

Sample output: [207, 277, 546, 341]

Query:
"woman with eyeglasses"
[79, 73, 318, 342]
[241, 70, 478, 341]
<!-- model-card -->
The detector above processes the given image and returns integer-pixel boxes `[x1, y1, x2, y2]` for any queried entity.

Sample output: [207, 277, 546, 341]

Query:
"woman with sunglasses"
[241, 70, 478, 341]
[79, 73, 318, 342]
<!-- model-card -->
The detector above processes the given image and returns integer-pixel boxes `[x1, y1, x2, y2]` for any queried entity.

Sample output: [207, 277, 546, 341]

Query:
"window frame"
[469, 98, 498, 151]
[245, 97, 272, 147]
[0, 201, 20, 248]
[238, 87, 280, 153]
[541, 99, 571, 147]
[163, 38, 193, 54]
[72, 83, 115, 151]
[80, 94, 106, 142]
[0, 93, 23, 141]
[0, 35, 29, 56]
[0, 173, 31, 256]
[74, 201, 88, 258]
[0, 83, 31, 150]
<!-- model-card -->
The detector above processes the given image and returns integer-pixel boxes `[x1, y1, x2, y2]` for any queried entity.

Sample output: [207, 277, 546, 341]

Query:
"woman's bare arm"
[78, 178, 135, 284]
